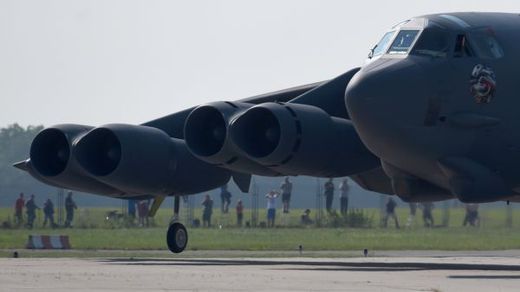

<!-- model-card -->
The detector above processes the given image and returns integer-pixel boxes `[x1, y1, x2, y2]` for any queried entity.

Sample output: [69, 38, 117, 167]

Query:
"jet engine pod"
[75, 124, 231, 195]
[230, 102, 378, 177]
[28, 124, 122, 195]
[184, 102, 279, 176]
[31, 125, 89, 177]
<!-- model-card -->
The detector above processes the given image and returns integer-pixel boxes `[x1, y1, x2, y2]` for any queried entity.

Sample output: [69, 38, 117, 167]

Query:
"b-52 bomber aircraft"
[14, 12, 520, 253]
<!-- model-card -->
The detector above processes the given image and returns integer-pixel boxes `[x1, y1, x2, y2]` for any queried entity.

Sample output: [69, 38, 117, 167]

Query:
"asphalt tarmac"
[2, 253, 520, 291]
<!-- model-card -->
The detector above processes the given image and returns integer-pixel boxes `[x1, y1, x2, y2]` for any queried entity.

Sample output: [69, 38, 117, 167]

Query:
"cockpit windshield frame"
[367, 28, 423, 62]
[367, 17, 505, 62]
[369, 30, 396, 59]
[411, 28, 453, 58]
[387, 30, 421, 55]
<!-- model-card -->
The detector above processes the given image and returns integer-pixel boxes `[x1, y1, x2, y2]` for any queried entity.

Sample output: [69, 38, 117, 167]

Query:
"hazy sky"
[1, 0, 519, 128]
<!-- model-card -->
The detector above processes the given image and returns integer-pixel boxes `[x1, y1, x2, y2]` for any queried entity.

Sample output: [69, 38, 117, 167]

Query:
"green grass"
[2, 206, 517, 228]
[1, 207, 519, 251]
[1, 226, 520, 251]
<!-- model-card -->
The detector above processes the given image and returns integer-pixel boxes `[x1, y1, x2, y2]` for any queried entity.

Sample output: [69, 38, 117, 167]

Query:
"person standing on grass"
[339, 179, 350, 216]
[25, 194, 39, 229]
[202, 194, 214, 227]
[266, 190, 280, 228]
[406, 203, 418, 228]
[43, 198, 55, 228]
[14, 193, 25, 227]
[324, 178, 335, 213]
[463, 203, 480, 227]
[137, 200, 149, 227]
[383, 197, 399, 229]
[64, 192, 77, 228]
[128, 199, 137, 220]
[236, 199, 244, 227]
[280, 177, 293, 213]
[220, 185, 232, 214]
[421, 202, 434, 228]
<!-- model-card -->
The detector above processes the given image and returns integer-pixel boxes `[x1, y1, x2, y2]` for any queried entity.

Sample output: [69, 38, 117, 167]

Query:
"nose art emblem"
[469, 64, 496, 104]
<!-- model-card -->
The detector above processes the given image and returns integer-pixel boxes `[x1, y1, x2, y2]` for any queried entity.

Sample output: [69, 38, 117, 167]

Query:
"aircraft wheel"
[166, 222, 188, 253]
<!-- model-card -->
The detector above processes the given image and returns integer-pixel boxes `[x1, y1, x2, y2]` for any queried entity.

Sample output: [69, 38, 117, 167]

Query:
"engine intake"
[28, 124, 122, 195]
[31, 128, 72, 177]
[75, 124, 231, 195]
[184, 102, 279, 176]
[230, 102, 379, 177]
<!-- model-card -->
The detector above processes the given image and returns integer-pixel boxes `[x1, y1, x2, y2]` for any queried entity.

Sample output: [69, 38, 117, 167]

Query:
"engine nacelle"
[230, 102, 379, 177]
[29, 124, 123, 195]
[184, 101, 279, 176]
[74, 124, 231, 195]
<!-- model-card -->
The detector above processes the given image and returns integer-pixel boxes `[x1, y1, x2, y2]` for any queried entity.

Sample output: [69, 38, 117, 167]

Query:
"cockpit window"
[371, 31, 395, 58]
[468, 29, 504, 59]
[412, 29, 450, 58]
[454, 34, 473, 58]
[387, 30, 420, 54]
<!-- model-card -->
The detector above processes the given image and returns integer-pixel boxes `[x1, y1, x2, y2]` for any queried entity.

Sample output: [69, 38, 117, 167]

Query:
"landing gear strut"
[166, 195, 188, 253]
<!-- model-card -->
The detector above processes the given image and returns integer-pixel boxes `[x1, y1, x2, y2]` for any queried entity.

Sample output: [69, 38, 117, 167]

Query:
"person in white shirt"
[265, 190, 280, 228]
[280, 177, 293, 213]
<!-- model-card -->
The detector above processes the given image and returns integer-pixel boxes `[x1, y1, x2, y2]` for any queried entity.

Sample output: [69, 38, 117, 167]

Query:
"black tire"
[166, 222, 188, 253]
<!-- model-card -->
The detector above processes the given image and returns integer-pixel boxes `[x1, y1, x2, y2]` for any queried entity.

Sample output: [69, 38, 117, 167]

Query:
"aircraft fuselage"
[346, 13, 520, 202]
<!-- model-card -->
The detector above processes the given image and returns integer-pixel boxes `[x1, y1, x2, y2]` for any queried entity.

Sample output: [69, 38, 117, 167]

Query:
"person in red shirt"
[14, 193, 24, 227]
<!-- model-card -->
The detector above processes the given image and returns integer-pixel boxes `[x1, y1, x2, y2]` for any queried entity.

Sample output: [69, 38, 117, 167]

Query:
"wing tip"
[13, 159, 30, 172]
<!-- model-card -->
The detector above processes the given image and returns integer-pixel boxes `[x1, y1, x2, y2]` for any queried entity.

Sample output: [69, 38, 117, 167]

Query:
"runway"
[2, 254, 520, 291]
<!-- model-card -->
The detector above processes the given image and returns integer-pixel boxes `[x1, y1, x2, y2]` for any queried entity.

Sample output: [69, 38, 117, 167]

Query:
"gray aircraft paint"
[16, 12, 520, 204]
[19, 11, 520, 253]
[346, 13, 520, 202]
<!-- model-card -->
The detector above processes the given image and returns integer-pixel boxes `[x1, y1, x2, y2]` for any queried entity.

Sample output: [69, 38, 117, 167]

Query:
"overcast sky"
[1, 0, 518, 128]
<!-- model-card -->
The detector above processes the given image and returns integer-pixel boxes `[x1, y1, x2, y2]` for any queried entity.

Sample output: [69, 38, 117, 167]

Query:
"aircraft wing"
[142, 81, 325, 139]
[17, 69, 378, 198]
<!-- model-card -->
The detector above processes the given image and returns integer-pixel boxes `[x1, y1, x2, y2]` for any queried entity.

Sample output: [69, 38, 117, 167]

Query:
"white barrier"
[26, 235, 71, 249]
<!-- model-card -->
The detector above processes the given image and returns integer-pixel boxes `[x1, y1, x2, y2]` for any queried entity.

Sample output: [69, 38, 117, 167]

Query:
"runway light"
[13, 251, 18, 258]
[299, 245, 303, 255]
[363, 249, 368, 257]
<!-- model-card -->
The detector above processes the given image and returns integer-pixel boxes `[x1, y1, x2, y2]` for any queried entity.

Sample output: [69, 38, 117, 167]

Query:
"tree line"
[0, 124, 48, 205]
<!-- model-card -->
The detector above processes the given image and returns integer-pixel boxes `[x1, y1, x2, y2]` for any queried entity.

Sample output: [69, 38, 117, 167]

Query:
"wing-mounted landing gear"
[167, 222, 188, 253]
[148, 195, 188, 253]
[166, 195, 188, 253]
[171, 194, 180, 222]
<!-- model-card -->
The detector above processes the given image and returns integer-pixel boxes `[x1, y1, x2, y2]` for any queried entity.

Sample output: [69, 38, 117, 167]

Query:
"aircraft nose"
[345, 61, 429, 154]
[345, 71, 383, 130]
[346, 62, 428, 126]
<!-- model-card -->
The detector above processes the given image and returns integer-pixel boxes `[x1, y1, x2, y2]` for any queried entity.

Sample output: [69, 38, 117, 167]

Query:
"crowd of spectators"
[11, 177, 482, 230]
[12, 192, 77, 229]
